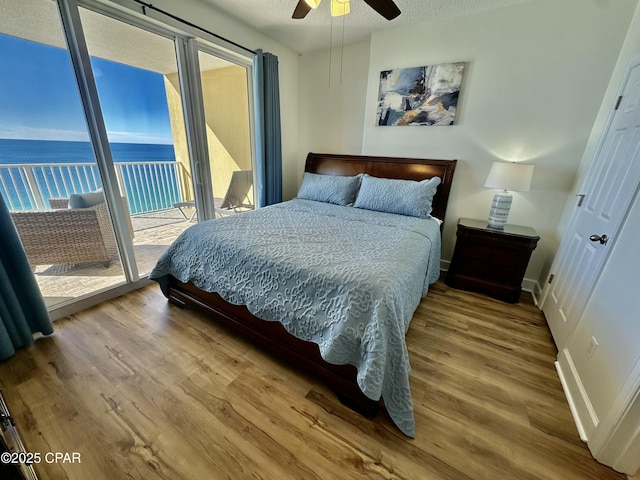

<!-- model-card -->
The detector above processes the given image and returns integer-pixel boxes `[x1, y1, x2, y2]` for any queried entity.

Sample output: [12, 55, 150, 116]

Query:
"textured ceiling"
[201, 0, 534, 53]
[2, 0, 534, 68]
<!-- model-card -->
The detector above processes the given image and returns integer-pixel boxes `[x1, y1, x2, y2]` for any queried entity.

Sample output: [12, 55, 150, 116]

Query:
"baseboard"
[556, 349, 602, 442]
[49, 277, 153, 321]
[525, 279, 543, 307]
[555, 359, 589, 442]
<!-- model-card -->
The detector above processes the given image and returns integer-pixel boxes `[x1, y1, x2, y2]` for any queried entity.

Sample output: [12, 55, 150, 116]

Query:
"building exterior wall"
[165, 65, 251, 202]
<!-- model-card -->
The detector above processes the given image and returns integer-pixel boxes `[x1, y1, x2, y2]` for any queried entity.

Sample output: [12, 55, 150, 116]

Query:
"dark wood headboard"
[304, 152, 457, 225]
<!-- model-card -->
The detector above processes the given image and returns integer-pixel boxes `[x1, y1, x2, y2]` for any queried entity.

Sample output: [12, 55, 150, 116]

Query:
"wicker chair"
[10, 197, 133, 269]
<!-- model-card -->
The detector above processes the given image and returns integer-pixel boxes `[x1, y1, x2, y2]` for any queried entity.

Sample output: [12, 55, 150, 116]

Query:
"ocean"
[0, 138, 176, 165]
[0, 138, 180, 213]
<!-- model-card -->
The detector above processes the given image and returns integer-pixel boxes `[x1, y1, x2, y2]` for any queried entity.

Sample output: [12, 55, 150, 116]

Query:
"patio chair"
[174, 170, 254, 220]
[214, 170, 254, 217]
[10, 195, 133, 269]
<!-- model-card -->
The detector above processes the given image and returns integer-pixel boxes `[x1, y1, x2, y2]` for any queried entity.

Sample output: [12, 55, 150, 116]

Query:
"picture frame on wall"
[376, 62, 466, 126]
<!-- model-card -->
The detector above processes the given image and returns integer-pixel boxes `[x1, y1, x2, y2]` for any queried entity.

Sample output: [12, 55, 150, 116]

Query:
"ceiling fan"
[292, 0, 401, 20]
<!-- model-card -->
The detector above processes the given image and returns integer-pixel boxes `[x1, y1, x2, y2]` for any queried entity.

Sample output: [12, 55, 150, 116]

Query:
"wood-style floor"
[0, 281, 628, 480]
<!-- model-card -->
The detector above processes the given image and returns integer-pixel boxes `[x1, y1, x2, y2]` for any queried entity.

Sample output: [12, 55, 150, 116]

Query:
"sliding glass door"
[0, 0, 126, 308]
[78, 6, 197, 277]
[0, 0, 256, 314]
[197, 49, 255, 216]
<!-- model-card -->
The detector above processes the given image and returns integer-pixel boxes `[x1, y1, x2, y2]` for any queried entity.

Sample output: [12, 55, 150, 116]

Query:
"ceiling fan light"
[331, 0, 350, 16]
[304, 0, 322, 9]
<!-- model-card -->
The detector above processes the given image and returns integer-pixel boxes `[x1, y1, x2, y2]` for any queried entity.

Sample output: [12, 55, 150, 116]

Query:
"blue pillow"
[68, 190, 105, 209]
[296, 172, 363, 206]
[354, 175, 441, 218]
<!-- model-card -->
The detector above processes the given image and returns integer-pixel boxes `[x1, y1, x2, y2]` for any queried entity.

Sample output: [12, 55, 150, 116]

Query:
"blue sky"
[0, 33, 174, 144]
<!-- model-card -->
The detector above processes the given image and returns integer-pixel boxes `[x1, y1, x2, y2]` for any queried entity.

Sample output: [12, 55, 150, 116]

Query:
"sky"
[0, 33, 174, 144]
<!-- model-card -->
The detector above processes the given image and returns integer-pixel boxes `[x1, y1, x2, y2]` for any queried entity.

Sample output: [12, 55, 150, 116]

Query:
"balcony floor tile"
[33, 208, 196, 308]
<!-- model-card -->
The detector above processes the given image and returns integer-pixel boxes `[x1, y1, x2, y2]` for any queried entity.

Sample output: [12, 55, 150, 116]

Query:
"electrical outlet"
[587, 336, 599, 358]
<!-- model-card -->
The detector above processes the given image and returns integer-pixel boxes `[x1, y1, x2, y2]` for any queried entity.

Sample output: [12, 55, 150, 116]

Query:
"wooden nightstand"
[445, 218, 540, 303]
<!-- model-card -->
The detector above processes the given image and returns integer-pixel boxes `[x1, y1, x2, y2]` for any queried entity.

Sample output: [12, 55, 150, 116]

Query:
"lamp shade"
[304, 0, 322, 8]
[484, 162, 534, 192]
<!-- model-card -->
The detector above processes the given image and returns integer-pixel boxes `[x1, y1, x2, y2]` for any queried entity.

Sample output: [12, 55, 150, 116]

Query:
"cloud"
[106, 130, 174, 145]
[0, 125, 90, 142]
[0, 126, 173, 145]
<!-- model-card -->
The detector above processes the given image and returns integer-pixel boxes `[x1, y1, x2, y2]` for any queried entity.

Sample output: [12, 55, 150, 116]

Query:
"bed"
[150, 153, 457, 437]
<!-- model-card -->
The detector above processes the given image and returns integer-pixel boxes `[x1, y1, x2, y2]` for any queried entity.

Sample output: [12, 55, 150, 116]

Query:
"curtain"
[253, 49, 283, 207]
[0, 195, 53, 361]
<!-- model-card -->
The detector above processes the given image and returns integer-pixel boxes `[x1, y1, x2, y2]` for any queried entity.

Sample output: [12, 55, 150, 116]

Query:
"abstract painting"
[376, 62, 466, 126]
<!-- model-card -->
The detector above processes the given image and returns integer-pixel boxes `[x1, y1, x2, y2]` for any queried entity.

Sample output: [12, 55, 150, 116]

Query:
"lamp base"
[487, 190, 512, 229]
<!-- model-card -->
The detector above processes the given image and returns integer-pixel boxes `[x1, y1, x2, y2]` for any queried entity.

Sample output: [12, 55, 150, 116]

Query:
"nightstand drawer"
[453, 255, 525, 282]
[453, 241, 524, 267]
[458, 228, 536, 249]
[445, 218, 540, 303]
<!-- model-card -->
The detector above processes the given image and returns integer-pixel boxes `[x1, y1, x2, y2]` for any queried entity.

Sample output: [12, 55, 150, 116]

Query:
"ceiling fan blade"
[292, 0, 312, 19]
[362, 0, 401, 20]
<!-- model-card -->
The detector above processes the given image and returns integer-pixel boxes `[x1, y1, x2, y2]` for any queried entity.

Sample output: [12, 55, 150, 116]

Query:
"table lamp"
[484, 161, 534, 229]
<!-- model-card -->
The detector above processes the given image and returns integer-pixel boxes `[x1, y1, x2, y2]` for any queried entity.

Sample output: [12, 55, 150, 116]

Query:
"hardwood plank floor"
[0, 281, 628, 480]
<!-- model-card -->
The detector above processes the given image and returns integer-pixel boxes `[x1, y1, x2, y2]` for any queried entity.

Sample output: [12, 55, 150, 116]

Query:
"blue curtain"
[253, 49, 282, 207]
[0, 195, 53, 361]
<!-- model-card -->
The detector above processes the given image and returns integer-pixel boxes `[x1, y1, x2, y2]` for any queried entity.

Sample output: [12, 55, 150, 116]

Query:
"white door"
[541, 62, 640, 349]
[574, 183, 640, 475]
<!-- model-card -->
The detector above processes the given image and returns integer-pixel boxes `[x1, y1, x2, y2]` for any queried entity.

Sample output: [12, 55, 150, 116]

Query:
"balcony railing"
[0, 161, 191, 215]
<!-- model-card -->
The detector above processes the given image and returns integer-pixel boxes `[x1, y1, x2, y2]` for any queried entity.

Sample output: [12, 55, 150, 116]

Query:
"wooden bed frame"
[166, 153, 457, 419]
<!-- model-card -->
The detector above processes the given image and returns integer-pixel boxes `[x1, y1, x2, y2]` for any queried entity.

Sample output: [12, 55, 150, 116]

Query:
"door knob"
[589, 234, 609, 245]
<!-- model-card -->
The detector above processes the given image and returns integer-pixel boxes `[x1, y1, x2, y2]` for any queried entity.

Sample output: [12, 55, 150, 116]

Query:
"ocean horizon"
[0, 138, 176, 165]
[0, 138, 180, 213]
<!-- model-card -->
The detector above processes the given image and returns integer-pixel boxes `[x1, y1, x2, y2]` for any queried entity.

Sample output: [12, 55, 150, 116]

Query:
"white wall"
[298, 0, 636, 290]
[298, 40, 371, 183]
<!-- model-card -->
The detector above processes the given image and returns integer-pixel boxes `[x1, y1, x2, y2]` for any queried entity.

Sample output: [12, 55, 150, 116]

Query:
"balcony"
[1, 160, 195, 308]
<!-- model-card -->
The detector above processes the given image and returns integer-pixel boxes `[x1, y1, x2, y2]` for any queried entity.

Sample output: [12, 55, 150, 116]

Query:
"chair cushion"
[68, 190, 104, 209]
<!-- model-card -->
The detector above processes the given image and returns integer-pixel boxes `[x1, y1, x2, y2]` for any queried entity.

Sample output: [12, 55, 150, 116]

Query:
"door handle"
[589, 234, 609, 245]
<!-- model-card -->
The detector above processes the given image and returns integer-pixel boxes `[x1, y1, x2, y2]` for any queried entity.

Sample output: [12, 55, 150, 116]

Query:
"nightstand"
[445, 218, 540, 303]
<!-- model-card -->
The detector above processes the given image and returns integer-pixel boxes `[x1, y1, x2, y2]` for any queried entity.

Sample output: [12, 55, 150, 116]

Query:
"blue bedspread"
[149, 198, 441, 436]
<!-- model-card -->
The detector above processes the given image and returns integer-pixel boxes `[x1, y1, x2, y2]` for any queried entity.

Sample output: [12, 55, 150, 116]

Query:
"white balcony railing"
[0, 161, 190, 215]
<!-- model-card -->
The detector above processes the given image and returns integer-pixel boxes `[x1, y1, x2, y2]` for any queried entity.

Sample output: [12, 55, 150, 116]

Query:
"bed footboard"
[167, 277, 380, 419]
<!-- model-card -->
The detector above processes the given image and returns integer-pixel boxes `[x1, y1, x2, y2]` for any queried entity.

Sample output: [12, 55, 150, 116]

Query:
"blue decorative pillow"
[296, 172, 363, 206]
[68, 190, 105, 209]
[354, 175, 441, 218]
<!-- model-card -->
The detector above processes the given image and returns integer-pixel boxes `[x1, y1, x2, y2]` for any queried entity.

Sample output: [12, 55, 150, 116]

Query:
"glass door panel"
[0, 0, 126, 309]
[197, 50, 255, 216]
[79, 7, 196, 277]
